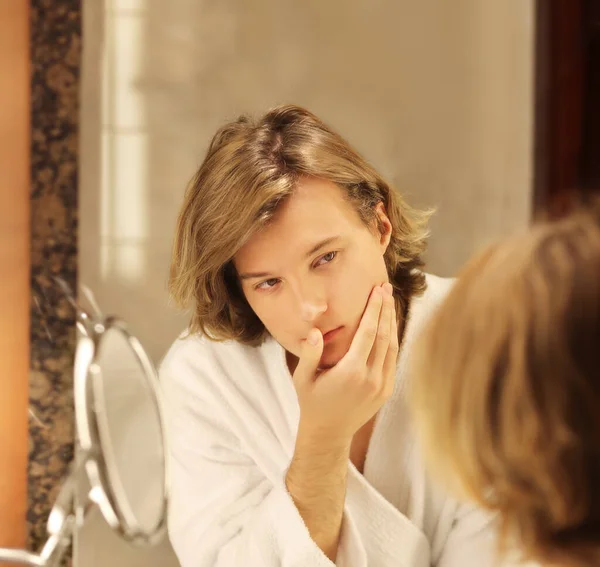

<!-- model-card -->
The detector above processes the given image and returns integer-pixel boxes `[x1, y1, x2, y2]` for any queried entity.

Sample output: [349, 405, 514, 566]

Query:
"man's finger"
[292, 328, 324, 388]
[369, 286, 393, 372]
[382, 296, 399, 393]
[347, 285, 384, 365]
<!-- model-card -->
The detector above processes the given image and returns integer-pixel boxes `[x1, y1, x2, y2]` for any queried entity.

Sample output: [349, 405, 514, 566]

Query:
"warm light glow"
[100, 11, 147, 284]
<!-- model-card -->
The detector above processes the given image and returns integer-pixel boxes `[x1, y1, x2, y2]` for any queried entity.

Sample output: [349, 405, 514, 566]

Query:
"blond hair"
[411, 202, 600, 567]
[169, 104, 431, 345]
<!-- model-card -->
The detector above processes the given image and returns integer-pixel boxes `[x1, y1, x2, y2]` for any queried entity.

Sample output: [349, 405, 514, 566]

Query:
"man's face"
[234, 177, 391, 370]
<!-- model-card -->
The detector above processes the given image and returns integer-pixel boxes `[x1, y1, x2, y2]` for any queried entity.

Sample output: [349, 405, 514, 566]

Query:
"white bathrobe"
[160, 274, 519, 567]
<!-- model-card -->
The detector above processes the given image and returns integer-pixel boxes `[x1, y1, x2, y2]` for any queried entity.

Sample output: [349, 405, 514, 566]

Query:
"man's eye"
[315, 251, 337, 267]
[255, 278, 279, 291]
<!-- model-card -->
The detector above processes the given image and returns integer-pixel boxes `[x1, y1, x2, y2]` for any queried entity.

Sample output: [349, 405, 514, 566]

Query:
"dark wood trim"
[581, 0, 600, 192]
[533, 0, 586, 218]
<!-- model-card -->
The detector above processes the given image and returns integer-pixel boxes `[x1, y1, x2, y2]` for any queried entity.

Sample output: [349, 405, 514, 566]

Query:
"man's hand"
[285, 282, 398, 563]
[292, 281, 398, 444]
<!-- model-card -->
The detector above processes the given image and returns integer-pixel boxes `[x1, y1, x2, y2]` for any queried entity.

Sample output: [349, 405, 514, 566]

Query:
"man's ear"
[374, 202, 392, 251]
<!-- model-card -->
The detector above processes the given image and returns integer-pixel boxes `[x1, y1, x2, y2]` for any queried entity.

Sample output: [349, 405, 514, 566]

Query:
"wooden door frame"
[533, 0, 586, 218]
[533, 0, 600, 217]
[0, 0, 31, 555]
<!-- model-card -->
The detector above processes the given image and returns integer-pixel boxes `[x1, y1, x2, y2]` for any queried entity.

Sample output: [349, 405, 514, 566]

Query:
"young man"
[411, 202, 600, 567]
[160, 105, 510, 566]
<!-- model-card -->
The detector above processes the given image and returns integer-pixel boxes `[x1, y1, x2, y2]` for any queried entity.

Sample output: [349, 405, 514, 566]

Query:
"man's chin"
[318, 345, 350, 371]
[317, 355, 342, 371]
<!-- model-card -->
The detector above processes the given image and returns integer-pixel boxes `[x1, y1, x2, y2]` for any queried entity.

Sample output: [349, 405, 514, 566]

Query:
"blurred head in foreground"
[411, 201, 600, 567]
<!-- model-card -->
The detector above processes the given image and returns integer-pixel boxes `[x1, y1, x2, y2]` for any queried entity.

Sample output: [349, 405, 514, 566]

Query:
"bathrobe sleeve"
[160, 348, 431, 567]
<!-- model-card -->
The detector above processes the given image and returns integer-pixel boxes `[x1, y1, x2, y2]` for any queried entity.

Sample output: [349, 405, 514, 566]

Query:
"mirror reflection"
[92, 322, 167, 538]
[79, 2, 536, 567]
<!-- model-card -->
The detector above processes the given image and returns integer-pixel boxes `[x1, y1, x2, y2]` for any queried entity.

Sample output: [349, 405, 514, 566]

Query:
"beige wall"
[78, 1, 535, 565]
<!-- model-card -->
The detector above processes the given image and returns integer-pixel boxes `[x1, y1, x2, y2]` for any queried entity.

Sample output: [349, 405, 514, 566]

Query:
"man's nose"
[300, 300, 328, 322]
[293, 283, 327, 322]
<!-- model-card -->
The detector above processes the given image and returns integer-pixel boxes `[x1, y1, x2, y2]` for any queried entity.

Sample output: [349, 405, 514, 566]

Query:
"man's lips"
[301, 326, 344, 344]
[322, 326, 343, 342]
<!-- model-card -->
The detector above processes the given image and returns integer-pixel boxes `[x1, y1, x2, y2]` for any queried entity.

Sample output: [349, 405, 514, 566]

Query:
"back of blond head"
[411, 201, 600, 567]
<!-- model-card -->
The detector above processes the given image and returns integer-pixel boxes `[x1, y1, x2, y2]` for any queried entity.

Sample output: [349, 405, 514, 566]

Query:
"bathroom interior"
[1, 0, 598, 565]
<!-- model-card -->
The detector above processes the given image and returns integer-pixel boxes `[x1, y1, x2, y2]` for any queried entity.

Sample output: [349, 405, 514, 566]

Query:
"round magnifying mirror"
[76, 317, 168, 546]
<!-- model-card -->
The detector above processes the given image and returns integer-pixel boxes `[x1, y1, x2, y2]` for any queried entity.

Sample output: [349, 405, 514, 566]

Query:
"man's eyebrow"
[304, 235, 341, 259]
[238, 235, 342, 281]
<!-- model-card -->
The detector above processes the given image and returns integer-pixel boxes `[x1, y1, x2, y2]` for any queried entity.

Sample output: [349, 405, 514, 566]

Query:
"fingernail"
[384, 283, 393, 295]
[307, 329, 319, 345]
